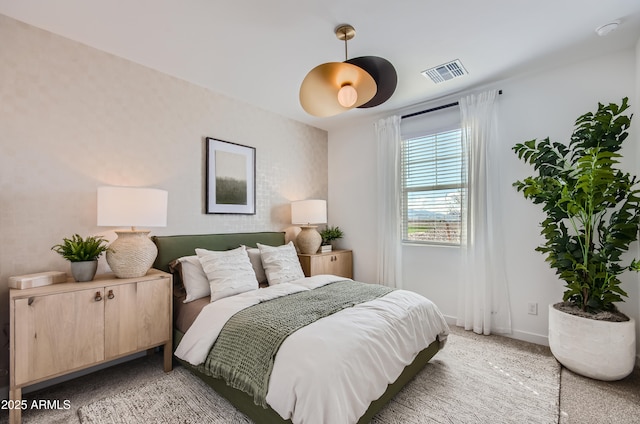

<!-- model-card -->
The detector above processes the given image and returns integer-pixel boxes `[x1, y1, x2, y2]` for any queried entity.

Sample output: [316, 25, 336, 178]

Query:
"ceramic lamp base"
[296, 226, 322, 254]
[106, 230, 157, 278]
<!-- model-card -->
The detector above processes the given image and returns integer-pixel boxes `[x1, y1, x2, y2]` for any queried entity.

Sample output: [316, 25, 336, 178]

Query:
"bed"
[152, 231, 449, 424]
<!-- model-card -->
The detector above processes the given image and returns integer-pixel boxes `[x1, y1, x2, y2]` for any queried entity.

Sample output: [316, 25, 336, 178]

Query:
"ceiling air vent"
[422, 59, 468, 84]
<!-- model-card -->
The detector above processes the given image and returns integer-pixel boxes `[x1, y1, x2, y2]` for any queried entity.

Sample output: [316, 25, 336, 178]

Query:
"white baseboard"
[0, 351, 148, 401]
[508, 329, 550, 346]
[442, 314, 457, 326]
[443, 314, 549, 346]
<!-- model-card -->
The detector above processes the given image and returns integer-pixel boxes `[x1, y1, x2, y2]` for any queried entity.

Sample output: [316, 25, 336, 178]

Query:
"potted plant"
[52, 234, 110, 282]
[319, 226, 344, 252]
[512, 98, 639, 381]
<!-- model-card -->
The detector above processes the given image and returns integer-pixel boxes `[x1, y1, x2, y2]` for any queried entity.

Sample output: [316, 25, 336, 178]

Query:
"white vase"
[548, 304, 636, 381]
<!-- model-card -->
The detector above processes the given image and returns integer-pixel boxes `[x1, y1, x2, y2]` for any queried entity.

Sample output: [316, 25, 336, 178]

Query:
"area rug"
[77, 329, 560, 424]
[371, 329, 560, 423]
[77, 366, 251, 424]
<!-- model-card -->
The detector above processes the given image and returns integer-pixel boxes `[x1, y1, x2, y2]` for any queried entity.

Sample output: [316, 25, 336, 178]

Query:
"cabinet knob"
[28, 297, 34, 306]
[107, 290, 115, 300]
[94, 291, 103, 302]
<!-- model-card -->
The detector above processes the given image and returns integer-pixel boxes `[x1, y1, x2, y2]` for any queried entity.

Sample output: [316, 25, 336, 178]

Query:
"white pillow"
[257, 241, 305, 285]
[245, 247, 267, 284]
[176, 255, 210, 303]
[196, 246, 259, 302]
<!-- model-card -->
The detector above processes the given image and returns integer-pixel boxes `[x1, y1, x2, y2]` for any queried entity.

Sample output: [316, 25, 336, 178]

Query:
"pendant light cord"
[343, 28, 348, 60]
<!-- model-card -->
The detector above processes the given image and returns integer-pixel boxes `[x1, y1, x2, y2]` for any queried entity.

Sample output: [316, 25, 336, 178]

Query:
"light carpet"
[77, 329, 560, 424]
[77, 367, 250, 424]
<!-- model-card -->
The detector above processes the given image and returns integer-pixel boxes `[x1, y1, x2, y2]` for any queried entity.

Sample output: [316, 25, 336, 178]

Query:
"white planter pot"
[548, 304, 636, 381]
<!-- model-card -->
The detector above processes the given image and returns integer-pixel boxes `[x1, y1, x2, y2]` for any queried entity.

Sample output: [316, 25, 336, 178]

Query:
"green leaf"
[512, 98, 638, 312]
[52, 234, 110, 262]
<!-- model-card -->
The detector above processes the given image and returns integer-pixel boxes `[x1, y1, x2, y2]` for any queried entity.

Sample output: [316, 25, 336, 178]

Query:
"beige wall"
[0, 14, 328, 387]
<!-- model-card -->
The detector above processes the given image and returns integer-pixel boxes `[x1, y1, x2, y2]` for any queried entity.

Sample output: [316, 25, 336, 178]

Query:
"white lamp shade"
[291, 199, 327, 225]
[97, 186, 168, 228]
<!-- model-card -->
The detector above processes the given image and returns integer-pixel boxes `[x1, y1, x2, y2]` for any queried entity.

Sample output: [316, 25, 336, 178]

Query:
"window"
[401, 128, 465, 245]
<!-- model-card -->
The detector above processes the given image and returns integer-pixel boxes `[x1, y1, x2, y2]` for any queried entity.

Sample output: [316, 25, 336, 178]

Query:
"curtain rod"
[401, 89, 503, 120]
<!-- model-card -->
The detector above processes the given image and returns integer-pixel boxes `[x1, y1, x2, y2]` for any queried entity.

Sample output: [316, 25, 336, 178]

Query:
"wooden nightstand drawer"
[298, 249, 353, 279]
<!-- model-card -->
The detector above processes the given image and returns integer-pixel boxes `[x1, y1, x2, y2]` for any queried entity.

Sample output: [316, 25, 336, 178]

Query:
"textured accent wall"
[0, 14, 327, 385]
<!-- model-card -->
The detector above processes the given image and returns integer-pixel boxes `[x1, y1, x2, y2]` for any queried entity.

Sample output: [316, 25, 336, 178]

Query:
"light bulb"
[337, 84, 358, 108]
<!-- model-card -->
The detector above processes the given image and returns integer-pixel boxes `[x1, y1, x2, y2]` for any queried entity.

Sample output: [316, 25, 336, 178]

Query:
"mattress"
[174, 294, 209, 334]
[174, 283, 269, 334]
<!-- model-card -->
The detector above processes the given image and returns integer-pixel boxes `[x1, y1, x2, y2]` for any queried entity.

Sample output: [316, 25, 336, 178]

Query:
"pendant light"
[346, 55, 397, 108]
[299, 25, 377, 117]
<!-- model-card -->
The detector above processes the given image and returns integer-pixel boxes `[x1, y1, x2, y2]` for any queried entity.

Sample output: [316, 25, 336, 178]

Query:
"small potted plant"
[319, 226, 344, 252]
[52, 234, 110, 282]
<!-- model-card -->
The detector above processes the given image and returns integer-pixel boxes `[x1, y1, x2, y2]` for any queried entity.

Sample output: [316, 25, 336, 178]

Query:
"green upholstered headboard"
[152, 231, 286, 272]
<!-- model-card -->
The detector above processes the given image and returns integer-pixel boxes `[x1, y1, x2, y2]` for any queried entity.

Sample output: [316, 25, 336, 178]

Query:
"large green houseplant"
[512, 98, 639, 380]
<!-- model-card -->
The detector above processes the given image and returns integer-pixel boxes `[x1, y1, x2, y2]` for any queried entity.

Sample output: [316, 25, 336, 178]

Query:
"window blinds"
[401, 106, 464, 245]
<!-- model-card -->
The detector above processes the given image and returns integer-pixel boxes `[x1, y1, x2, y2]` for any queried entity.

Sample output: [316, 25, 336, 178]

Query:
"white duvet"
[175, 275, 449, 424]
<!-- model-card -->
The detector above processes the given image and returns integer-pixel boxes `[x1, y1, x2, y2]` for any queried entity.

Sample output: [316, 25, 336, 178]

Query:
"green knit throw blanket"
[198, 280, 394, 407]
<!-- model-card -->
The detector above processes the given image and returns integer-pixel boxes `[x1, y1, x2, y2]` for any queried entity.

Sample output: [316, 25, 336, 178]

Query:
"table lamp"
[291, 199, 327, 254]
[97, 186, 168, 278]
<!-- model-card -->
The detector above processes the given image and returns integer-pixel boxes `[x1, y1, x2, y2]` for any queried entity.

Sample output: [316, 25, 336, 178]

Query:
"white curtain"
[375, 116, 402, 288]
[457, 90, 512, 335]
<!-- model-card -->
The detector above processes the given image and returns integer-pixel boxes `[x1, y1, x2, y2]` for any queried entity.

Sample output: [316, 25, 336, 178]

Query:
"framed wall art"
[205, 137, 256, 214]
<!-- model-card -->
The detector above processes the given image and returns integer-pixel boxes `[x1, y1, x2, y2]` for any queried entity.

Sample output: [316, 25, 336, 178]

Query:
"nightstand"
[298, 249, 353, 279]
[8, 269, 172, 424]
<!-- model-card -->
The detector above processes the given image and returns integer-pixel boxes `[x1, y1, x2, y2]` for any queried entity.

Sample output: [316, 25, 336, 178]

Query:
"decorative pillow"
[245, 247, 267, 284]
[257, 241, 305, 285]
[196, 246, 259, 302]
[171, 255, 210, 303]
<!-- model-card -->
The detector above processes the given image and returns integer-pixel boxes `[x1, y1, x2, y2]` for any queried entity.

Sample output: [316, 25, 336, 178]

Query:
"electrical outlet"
[527, 302, 538, 315]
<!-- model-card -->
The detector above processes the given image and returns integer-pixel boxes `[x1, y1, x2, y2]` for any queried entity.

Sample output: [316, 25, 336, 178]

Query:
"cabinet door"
[311, 251, 353, 278]
[312, 255, 335, 275]
[13, 288, 105, 385]
[324, 251, 353, 278]
[136, 277, 172, 349]
[104, 283, 138, 359]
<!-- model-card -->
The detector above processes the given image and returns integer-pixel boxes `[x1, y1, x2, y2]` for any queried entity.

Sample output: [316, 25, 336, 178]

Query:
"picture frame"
[205, 137, 256, 214]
